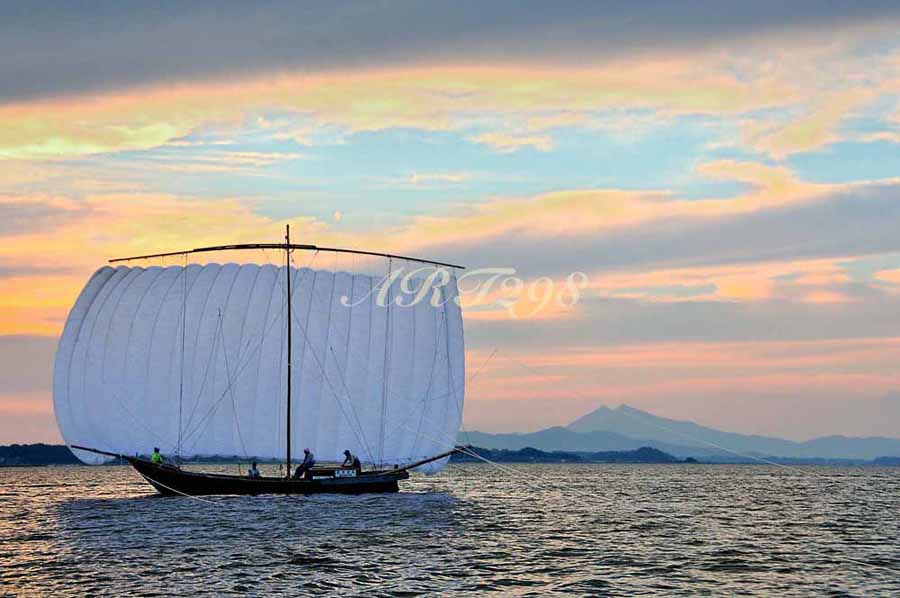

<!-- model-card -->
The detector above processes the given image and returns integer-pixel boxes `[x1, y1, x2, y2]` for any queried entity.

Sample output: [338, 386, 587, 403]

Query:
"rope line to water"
[455, 348, 496, 450]
[138, 470, 218, 505]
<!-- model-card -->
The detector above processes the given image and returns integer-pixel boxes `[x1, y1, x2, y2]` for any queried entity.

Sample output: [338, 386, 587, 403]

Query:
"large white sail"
[53, 263, 465, 473]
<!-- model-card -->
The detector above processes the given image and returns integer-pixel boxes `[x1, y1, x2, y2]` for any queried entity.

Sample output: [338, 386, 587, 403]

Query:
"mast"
[177, 254, 187, 458]
[285, 224, 292, 476]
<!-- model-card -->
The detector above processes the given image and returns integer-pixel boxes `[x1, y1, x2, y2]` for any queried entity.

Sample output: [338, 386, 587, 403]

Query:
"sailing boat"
[53, 226, 466, 496]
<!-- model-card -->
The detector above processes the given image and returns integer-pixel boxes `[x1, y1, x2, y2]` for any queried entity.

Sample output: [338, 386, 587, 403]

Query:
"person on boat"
[342, 449, 362, 473]
[292, 448, 315, 479]
[248, 461, 261, 478]
[150, 447, 164, 465]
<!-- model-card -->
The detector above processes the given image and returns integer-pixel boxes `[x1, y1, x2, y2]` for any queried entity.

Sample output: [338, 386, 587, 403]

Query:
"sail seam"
[247, 265, 280, 459]
[139, 267, 185, 451]
[75, 267, 139, 450]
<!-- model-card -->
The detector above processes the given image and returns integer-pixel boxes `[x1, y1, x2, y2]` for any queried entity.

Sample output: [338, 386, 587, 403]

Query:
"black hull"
[130, 458, 408, 496]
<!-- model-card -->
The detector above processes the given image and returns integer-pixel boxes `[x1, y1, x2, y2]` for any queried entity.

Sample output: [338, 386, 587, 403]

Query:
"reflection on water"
[1, 463, 898, 595]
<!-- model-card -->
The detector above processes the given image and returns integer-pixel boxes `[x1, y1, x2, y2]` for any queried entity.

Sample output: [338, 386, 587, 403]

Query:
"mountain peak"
[568, 403, 656, 433]
[565, 403, 900, 459]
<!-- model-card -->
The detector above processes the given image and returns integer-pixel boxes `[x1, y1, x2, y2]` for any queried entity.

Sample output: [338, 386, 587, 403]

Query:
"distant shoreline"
[3, 443, 899, 467]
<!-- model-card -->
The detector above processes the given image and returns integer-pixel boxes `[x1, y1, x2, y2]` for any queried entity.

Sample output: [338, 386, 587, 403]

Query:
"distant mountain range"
[4, 405, 899, 466]
[452, 446, 687, 464]
[462, 404, 900, 462]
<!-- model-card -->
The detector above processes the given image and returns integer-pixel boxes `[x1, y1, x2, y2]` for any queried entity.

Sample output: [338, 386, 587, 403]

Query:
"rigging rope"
[454, 347, 496, 450]
[177, 246, 322, 451]
[329, 346, 377, 465]
[220, 310, 251, 462]
[267, 261, 377, 465]
[410, 298, 447, 460]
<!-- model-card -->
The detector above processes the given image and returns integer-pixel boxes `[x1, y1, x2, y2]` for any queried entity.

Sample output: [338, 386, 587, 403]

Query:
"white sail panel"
[53, 263, 465, 472]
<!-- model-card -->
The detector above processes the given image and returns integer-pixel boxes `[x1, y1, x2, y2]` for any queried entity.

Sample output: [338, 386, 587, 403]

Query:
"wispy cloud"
[406, 172, 472, 185]
[471, 131, 554, 152]
[140, 149, 306, 174]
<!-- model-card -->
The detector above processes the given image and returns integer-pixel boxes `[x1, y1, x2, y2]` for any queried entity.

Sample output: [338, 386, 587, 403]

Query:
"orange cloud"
[803, 290, 851, 304]
[589, 257, 853, 304]
[874, 268, 900, 285]
[0, 274, 86, 335]
[372, 160, 832, 258]
[745, 92, 873, 159]
[695, 160, 818, 206]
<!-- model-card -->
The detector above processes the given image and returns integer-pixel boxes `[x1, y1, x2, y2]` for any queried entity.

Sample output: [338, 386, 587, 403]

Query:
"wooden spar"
[71, 445, 128, 460]
[312, 245, 465, 269]
[108, 244, 315, 263]
[396, 446, 465, 472]
[109, 243, 465, 269]
[285, 225, 292, 478]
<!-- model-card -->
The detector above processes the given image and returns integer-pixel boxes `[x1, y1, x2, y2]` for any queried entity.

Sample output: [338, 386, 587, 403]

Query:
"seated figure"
[342, 449, 362, 473]
[292, 448, 315, 479]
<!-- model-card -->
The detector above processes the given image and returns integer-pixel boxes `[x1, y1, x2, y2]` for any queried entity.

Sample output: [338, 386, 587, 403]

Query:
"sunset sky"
[4, 1, 900, 443]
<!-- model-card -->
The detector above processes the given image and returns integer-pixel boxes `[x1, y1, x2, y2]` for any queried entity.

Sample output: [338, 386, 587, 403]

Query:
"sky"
[3, 1, 900, 443]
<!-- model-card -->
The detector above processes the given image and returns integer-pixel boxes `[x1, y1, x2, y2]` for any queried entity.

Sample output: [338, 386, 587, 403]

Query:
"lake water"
[1, 463, 898, 596]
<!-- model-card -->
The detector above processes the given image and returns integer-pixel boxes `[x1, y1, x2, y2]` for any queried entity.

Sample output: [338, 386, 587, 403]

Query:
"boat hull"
[130, 458, 408, 496]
